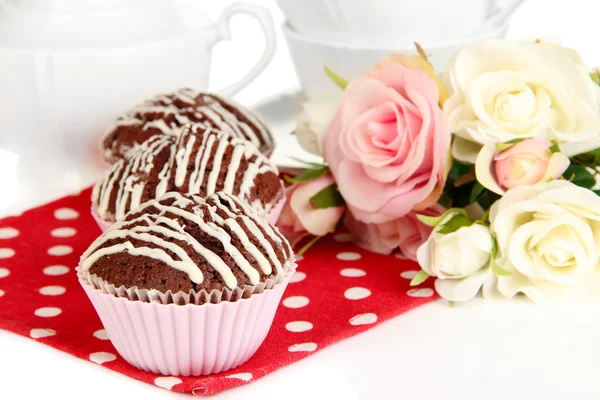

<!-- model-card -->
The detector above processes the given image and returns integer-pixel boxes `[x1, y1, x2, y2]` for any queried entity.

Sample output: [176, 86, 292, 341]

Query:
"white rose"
[295, 100, 339, 156]
[417, 213, 494, 302]
[489, 180, 600, 304]
[443, 39, 600, 164]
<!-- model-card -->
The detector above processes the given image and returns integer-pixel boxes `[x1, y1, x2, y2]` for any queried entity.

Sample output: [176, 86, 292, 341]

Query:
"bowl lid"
[0, 0, 213, 48]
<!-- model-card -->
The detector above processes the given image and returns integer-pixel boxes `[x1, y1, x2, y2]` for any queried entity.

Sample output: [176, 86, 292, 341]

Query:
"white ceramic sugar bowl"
[0, 0, 276, 213]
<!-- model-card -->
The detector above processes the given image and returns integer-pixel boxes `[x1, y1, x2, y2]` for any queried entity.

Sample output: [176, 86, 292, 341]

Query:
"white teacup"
[278, 0, 521, 43]
[0, 0, 277, 214]
[283, 19, 511, 101]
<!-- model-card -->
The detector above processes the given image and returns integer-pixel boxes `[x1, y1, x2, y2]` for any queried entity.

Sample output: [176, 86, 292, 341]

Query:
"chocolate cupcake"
[101, 88, 274, 163]
[78, 191, 296, 376]
[92, 124, 284, 228]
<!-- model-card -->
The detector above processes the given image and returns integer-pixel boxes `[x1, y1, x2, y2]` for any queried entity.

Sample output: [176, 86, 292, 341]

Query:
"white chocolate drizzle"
[101, 88, 274, 161]
[93, 125, 282, 222]
[82, 192, 293, 290]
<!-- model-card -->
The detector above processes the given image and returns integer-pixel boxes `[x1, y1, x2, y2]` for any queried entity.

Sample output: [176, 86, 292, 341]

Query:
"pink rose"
[277, 174, 346, 245]
[323, 64, 451, 224]
[475, 139, 570, 195]
[345, 205, 445, 259]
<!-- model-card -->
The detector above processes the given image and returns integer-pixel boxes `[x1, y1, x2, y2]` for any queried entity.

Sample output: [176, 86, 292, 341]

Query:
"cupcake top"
[101, 88, 274, 163]
[93, 124, 284, 223]
[81, 192, 294, 294]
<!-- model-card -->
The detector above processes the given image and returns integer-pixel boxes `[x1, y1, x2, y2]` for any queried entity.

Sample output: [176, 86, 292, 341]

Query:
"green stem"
[296, 236, 322, 257]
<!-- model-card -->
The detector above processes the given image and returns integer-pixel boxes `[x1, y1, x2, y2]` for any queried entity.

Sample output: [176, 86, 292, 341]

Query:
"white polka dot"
[54, 208, 79, 220]
[0, 228, 19, 239]
[47, 245, 73, 256]
[0, 248, 15, 259]
[407, 288, 435, 298]
[0, 289, 4, 297]
[401, 270, 419, 280]
[337, 252, 361, 261]
[89, 352, 116, 364]
[288, 342, 317, 352]
[290, 271, 306, 283]
[39, 286, 66, 296]
[50, 227, 76, 238]
[43, 265, 70, 276]
[226, 373, 253, 381]
[340, 268, 366, 277]
[334, 233, 352, 242]
[93, 329, 109, 340]
[344, 287, 371, 300]
[286, 321, 313, 332]
[350, 313, 378, 326]
[154, 377, 183, 390]
[35, 307, 62, 317]
[30, 328, 56, 339]
[283, 296, 309, 308]
[0, 268, 9, 278]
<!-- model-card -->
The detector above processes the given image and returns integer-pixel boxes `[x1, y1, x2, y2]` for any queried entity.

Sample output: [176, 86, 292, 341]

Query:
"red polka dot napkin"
[0, 188, 437, 395]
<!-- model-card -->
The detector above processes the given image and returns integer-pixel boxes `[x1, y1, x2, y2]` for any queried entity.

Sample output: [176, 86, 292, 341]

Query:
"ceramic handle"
[212, 3, 277, 97]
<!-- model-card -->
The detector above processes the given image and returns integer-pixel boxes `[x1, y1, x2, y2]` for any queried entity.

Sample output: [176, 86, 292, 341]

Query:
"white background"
[3, 0, 600, 399]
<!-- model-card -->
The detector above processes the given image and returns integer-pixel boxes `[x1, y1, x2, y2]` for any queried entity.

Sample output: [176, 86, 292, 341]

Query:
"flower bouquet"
[278, 39, 600, 305]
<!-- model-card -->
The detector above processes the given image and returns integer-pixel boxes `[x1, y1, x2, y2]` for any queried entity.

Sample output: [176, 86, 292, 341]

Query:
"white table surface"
[2, 1, 600, 399]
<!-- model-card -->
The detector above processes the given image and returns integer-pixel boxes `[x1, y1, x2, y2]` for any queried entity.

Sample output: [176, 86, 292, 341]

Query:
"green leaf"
[417, 208, 467, 228]
[594, 190, 600, 197]
[310, 183, 345, 209]
[469, 181, 486, 204]
[589, 148, 600, 158]
[480, 207, 491, 224]
[289, 156, 328, 168]
[449, 160, 474, 181]
[563, 164, 595, 189]
[490, 257, 513, 277]
[290, 130, 296, 136]
[495, 138, 525, 152]
[548, 142, 561, 154]
[324, 66, 349, 90]
[285, 166, 329, 184]
[438, 192, 453, 209]
[417, 214, 447, 227]
[410, 270, 430, 287]
[477, 191, 500, 212]
[437, 214, 475, 235]
[452, 180, 476, 208]
[592, 69, 600, 86]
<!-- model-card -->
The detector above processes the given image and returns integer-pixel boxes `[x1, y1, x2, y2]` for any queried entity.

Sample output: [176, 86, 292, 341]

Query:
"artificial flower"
[443, 39, 600, 163]
[475, 138, 570, 195]
[323, 63, 451, 224]
[490, 180, 600, 304]
[277, 173, 345, 246]
[295, 100, 339, 157]
[376, 53, 449, 106]
[416, 211, 494, 302]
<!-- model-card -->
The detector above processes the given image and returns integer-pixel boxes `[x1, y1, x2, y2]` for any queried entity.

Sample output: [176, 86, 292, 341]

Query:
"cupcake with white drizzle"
[78, 191, 296, 376]
[92, 124, 285, 231]
[100, 88, 274, 163]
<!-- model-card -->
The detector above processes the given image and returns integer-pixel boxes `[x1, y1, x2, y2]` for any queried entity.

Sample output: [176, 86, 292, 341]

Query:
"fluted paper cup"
[91, 208, 113, 232]
[264, 196, 285, 226]
[79, 271, 294, 376]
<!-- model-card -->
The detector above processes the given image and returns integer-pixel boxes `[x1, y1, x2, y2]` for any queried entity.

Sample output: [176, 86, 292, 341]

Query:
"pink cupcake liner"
[79, 272, 293, 376]
[91, 208, 112, 232]
[92, 196, 287, 233]
[264, 196, 286, 226]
